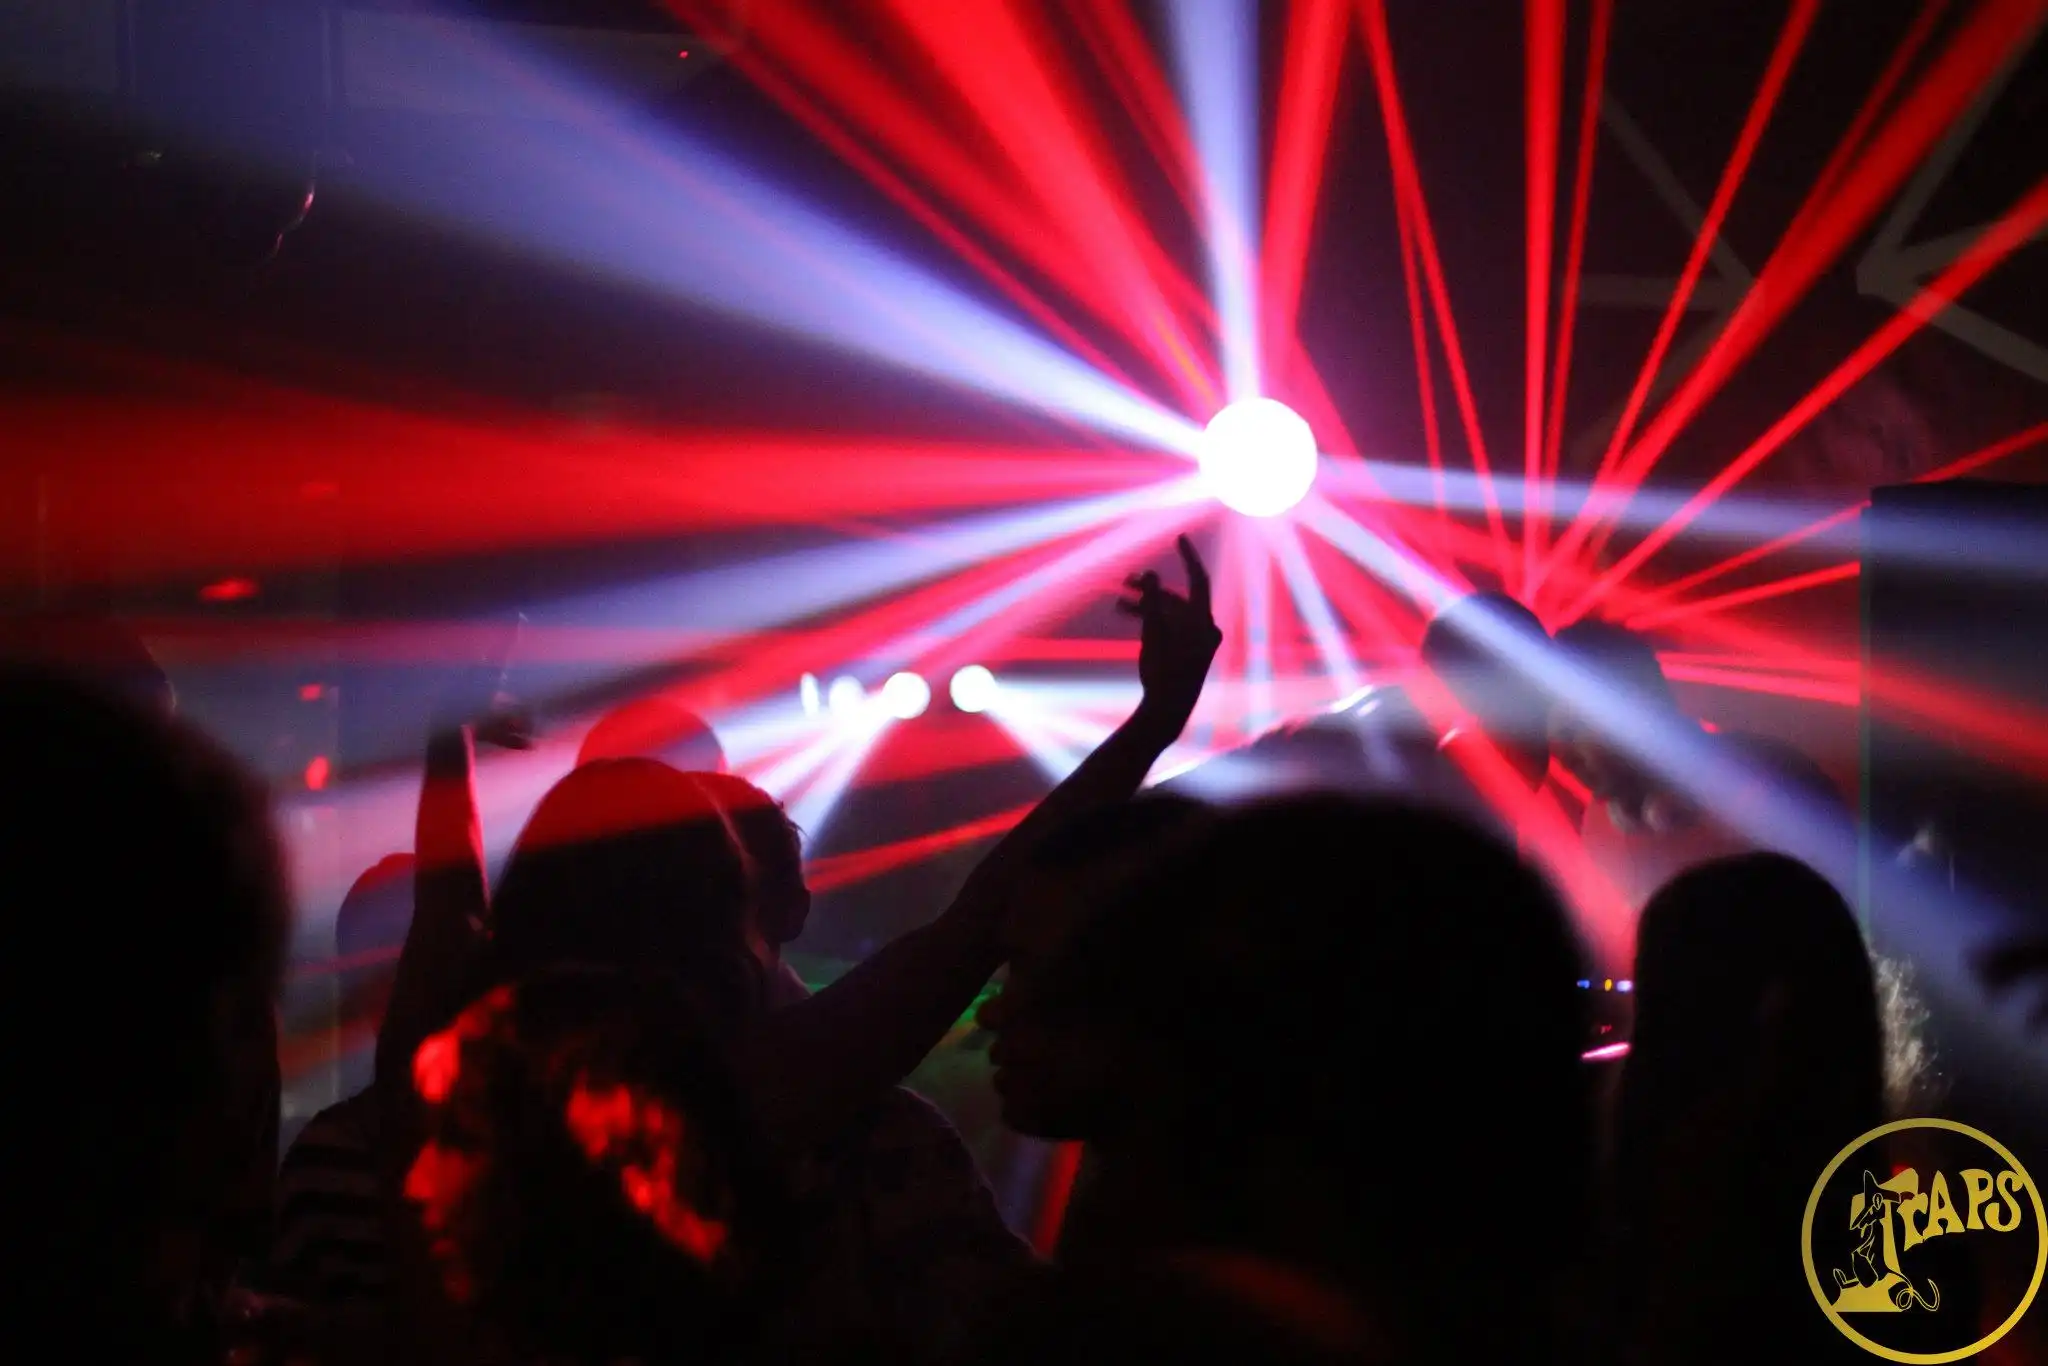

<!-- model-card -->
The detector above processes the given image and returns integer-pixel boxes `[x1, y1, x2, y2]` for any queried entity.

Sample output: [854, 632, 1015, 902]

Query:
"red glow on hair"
[405, 1141, 479, 1216]
[565, 1082, 640, 1161]
[303, 755, 332, 791]
[413, 1029, 463, 1104]
[404, 1141, 482, 1303]
[412, 985, 514, 1106]
[564, 1080, 729, 1264]
[198, 577, 259, 602]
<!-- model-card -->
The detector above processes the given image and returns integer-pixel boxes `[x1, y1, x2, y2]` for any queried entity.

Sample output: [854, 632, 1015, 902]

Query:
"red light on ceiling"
[199, 577, 259, 603]
[304, 754, 332, 791]
[299, 683, 326, 701]
[678, 48, 690, 58]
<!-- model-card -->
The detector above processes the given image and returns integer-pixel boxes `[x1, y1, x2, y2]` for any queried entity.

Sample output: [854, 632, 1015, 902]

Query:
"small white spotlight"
[799, 672, 821, 717]
[1198, 397, 1318, 517]
[949, 664, 998, 714]
[881, 670, 931, 720]
[826, 676, 865, 717]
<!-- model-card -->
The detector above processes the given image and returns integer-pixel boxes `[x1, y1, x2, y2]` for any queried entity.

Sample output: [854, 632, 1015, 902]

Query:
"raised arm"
[744, 535, 1221, 1147]
[374, 642, 532, 1100]
[956, 535, 1219, 908]
[374, 721, 488, 1096]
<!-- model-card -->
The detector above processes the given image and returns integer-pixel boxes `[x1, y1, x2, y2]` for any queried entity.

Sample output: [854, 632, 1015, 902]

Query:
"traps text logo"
[1803, 1118, 2044, 1363]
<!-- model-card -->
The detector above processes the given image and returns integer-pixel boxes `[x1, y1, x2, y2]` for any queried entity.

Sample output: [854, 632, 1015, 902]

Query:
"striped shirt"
[270, 1090, 385, 1303]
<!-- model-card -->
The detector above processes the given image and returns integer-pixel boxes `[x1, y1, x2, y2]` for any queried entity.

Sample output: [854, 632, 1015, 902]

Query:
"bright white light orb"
[798, 672, 821, 717]
[826, 676, 865, 717]
[881, 670, 931, 720]
[1197, 397, 1318, 517]
[949, 664, 998, 714]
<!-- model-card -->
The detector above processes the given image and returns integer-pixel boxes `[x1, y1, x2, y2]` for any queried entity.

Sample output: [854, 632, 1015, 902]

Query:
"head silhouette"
[1619, 853, 1881, 1168]
[336, 853, 416, 963]
[0, 666, 286, 1346]
[577, 697, 726, 774]
[332, 853, 416, 1093]
[1613, 854, 1883, 1363]
[689, 771, 810, 949]
[1418, 592, 1553, 788]
[487, 760, 757, 1030]
[978, 794, 1211, 1138]
[1026, 794, 1591, 1359]
[407, 968, 778, 1366]
[1550, 619, 1678, 806]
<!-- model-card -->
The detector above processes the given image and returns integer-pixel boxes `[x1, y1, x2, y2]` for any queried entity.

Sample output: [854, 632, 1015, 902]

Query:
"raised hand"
[433, 614, 533, 747]
[472, 700, 535, 752]
[1118, 533, 1222, 741]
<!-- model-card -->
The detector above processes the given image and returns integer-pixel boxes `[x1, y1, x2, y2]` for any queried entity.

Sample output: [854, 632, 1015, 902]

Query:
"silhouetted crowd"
[1, 538, 2027, 1366]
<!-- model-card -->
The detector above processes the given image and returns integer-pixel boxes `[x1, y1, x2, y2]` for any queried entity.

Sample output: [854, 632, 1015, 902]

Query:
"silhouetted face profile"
[1007, 793, 1594, 1362]
[1549, 619, 1679, 808]
[982, 995, 1137, 1142]
[1418, 593, 1553, 789]
[979, 797, 1208, 1139]
[691, 772, 811, 950]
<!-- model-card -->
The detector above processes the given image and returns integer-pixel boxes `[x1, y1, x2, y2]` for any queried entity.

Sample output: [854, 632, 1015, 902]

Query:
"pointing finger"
[1177, 534, 1212, 618]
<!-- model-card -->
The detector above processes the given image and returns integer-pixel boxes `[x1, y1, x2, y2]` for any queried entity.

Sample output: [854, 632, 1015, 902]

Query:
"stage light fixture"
[881, 670, 931, 720]
[1197, 397, 1318, 517]
[950, 664, 998, 713]
[826, 676, 865, 716]
[799, 672, 821, 717]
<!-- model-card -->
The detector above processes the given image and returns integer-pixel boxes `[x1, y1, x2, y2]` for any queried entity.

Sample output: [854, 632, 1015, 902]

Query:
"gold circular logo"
[1803, 1117, 2046, 1363]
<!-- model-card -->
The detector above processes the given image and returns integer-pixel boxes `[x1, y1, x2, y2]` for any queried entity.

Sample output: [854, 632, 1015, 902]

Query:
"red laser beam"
[1792, 0, 1956, 235]
[1620, 605, 2048, 787]
[665, 15, 1152, 398]
[1912, 420, 2048, 483]
[1391, 145, 1449, 521]
[1357, 0, 1513, 576]
[1032, 1141, 1087, 1256]
[1407, 667, 1635, 967]
[807, 801, 1035, 893]
[1657, 650, 1859, 678]
[1548, 0, 2046, 586]
[668, 0, 1208, 407]
[1523, 0, 1567, 589]
[1532, 0, 1612, 597]
[1661, 663, 1861, 707]
[1264, 0, 1353, 360]
[1546, 0, 1821, 577]
[1625, 560, 1860, 631]
[877, 0, 1219, 409]
[1066, 0, 1204, 217]
[1565, 171, 2048, 621]
[1630, 422, 2048, 618]
[1628, 501, 1867, 615]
